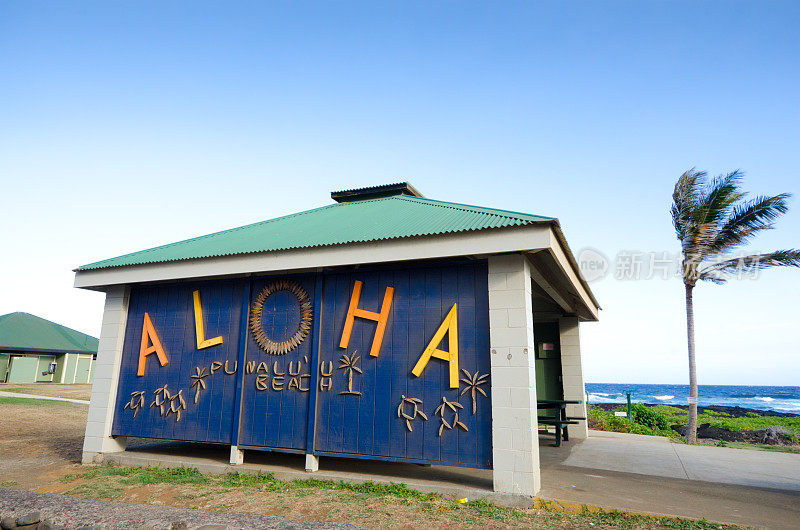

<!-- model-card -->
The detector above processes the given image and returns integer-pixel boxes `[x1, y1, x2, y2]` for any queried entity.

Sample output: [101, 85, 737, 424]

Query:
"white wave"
[754, 396, 775, 402]
[767, 401, 800, 412]
[653, 395, 674, 400]
[592, 393, 611, 397]
[588, 393, 626, 402]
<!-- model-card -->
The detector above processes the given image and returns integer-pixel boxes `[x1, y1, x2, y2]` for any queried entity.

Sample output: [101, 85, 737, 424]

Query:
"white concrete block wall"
[82, 285, 130, 463]
[559, 316, 589, 439]
[488, 254, 541, 496]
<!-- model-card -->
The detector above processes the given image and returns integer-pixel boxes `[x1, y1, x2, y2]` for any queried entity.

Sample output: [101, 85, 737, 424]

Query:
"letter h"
[339, 280, 394, 357]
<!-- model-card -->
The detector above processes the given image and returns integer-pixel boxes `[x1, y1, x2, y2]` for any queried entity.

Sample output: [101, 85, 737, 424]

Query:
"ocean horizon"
[585, 383, 800, 414]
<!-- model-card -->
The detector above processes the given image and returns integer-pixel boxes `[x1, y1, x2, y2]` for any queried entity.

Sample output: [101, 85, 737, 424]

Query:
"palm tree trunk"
[685, 283, 698, 443]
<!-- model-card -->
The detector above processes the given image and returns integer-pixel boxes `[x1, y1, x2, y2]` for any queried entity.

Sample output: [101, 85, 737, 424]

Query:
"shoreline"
[591, 402, 799, 418]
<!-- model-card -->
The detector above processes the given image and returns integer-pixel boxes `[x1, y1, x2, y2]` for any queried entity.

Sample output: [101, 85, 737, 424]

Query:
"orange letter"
[137, 312, 169, 376]
[193, 290, 224, 349]
[339, 280, 394, 357]
[411, 304, 459, 388]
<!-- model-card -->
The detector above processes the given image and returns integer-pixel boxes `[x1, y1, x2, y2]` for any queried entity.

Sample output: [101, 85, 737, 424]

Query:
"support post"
[81, 286, 130, 464]
[488, 254, 541, 496]
[559, 316, 589, 439]
[305, 454, 319, 472]
[229, 445, 244, 465]
[229, 279, 251, 463]
[627, 393, 632, 422]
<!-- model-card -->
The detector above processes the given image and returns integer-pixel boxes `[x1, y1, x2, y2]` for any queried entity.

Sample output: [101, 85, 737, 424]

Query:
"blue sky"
[2, 1, 798, 385]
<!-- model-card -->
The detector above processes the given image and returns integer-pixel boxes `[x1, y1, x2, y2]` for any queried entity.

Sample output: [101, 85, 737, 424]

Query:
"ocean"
[585, 383, 800, 414]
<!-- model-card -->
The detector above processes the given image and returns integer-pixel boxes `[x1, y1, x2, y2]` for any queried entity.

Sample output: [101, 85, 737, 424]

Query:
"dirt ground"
[0, 400, 87, 489]
[0, 383, 92, 400]
[0, 398, 529, 529]
[0, 399, 532, 529]
[0, 397, 738, 529]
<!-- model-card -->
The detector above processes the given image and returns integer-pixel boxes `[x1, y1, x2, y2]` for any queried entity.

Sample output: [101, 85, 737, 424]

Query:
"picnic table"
[537, 399, 584, 447]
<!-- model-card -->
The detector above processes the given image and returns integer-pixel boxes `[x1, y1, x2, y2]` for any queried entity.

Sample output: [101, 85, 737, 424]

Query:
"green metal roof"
[0, 312, 99, 354]
[78, 194, 554, 271]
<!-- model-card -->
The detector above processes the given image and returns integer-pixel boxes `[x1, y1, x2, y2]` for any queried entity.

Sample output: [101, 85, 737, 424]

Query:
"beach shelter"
[74, 182, 599, 497]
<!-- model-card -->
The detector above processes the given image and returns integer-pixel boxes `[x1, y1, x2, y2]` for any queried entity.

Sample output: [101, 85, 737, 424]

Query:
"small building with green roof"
[74, 182, 599, 498]
[0, 312, 98, 384]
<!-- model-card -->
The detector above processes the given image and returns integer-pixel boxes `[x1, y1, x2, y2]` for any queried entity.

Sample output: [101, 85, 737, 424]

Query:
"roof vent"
[331, 182, 423, 203]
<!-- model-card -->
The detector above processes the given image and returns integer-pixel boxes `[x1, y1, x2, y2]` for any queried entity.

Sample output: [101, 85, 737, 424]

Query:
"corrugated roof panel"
[78, 195, 553, 271]
[0, 312, 99, 353]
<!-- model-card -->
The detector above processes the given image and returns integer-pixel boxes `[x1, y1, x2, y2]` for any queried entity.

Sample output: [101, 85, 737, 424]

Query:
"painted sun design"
[249, 280, 313, 355]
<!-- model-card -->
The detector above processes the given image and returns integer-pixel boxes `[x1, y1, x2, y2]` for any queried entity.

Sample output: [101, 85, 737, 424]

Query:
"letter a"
[137, 312, 169, 376]
[339, 280, 394, 357]
[411, 304, 459, 388]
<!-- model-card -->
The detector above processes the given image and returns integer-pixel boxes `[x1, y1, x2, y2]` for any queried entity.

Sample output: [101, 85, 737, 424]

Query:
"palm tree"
[338, 351, 362, 396]
[459, 369, 489, 414]
[671, 169, 800, 442]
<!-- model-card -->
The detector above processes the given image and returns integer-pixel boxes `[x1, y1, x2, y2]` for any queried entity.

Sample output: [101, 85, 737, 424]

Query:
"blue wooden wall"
[112, 278, 245, 443]
[111, 261, 492, 469]
[238, 274, 316, 451]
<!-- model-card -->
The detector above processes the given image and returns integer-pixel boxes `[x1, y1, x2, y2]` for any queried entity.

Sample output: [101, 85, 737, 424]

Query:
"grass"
[1, 386, 33, 393]
[59, 463, 745, 529]
[589, 404, 800, 443]
[700, 440, 800, 454]
[0, 396, 73, 406]
[647, 404, 800, 435]
[587, 406, 676, 438]
[67, 481, 124, 500]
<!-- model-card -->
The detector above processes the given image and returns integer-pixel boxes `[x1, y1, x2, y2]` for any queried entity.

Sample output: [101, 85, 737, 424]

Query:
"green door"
[35, 355, 56, 382]
[7, 356, 38, 383]
[0, 354, 9, 383]
[534, 323, 563, 417]
[74, 356, 91, 384]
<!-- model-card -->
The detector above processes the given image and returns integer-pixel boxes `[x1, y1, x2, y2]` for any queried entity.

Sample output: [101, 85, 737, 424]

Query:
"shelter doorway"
[534, 322, 563, 416]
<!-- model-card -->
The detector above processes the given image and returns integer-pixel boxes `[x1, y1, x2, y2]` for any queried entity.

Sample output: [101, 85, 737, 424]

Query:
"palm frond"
[704, 194, 791, 256]
[697, 170, 745, 225]
[698, 250, 800, 283]
[692, 172, 745, 255]
[671, 168, 706, 249]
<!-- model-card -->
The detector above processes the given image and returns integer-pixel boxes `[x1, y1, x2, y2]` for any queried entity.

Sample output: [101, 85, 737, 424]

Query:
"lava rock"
[16, 513, 40, 527]
[761, 426, 791, 445]
[671, 424, 686, 436]
[38, 520, 66, 530]
[0, 516, 17, 530]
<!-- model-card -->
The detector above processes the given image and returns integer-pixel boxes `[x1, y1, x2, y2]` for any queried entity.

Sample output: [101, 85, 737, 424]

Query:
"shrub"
[631, 404, 671, 431]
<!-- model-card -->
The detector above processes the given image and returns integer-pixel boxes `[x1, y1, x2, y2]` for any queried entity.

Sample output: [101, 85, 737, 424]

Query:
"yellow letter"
[339, 280, 394, 357]
[193, 290, 224, 349]
[411, 304, 459, 388]
[138, 312, 169, 376]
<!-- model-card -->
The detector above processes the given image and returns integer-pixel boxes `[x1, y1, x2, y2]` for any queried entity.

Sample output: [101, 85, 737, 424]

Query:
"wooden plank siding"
[110, 261, 492, 469]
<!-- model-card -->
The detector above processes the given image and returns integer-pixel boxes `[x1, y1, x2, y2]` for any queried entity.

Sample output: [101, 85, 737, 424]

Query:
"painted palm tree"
[190, 366, 209, 404]
[671, 169, 800, 442]
[338, 351, 362, 396]
[459, 369, 489, 414]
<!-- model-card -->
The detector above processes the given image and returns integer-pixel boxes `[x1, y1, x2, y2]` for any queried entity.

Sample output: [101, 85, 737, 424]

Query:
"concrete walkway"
[539, 430, 800, 529]
[561, 429, 800, 491]
[104, 430, 800, 529]
[0, 390, 90, 405]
